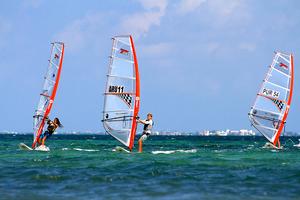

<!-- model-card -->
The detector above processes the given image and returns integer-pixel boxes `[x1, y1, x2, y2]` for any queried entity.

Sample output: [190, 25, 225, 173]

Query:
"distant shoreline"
[1, 132, 299, 137]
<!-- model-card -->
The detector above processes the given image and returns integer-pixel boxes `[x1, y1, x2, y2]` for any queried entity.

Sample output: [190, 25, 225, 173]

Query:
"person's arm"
[137, 119, 144, 124]
[54, 122, 59, 129]
[46, 118, 52, 124]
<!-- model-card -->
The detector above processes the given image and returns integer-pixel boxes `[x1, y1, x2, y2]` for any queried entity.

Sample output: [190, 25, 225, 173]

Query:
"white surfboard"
[19, 143, 50, 152]
[19, 143, 33, 151]
[113, 146, 131, 153]
[262, 142, 283, 150]
[35, 145, 50, 152]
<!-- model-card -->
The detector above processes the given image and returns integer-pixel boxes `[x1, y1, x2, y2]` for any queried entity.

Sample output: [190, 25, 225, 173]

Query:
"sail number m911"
[109, 85, 124, 93]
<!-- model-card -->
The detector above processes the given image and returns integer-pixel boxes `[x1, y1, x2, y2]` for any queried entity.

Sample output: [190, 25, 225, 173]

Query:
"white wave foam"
[152, 150, 176, 154]
[152, 149, 197, 155]
[293, 143, 300, 147]
[62, 147, 99, 152]
[73, 148, 99, 152]
[177, 149, 197, 153]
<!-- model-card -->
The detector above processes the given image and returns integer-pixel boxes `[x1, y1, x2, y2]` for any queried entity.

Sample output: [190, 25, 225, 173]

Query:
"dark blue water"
[1, 134, 300, 200]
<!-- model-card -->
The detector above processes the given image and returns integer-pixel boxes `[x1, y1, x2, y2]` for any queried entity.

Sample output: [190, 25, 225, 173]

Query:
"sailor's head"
[147, 113, 152, 120]
[54, 118, 59, 123]
[54, 117, 63, 127]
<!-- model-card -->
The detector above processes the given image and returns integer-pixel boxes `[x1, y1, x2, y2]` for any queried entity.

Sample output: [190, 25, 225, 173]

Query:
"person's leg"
[138, 139, 143, 153]
[41, 131, 50, 146]
[42, 136, 47, 146]
[138, 134, 148, 153]
[38, 133, 45, 145]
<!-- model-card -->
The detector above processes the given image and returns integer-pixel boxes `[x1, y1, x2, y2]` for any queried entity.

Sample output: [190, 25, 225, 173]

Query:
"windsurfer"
[38, 117, 63, 146]
[137, 113, 153, 152]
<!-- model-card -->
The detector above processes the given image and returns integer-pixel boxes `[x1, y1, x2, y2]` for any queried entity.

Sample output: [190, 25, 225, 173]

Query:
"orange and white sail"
[32, 42, 65, 148]
[102, 35, 140, 151]
[249, 52, 294, 147]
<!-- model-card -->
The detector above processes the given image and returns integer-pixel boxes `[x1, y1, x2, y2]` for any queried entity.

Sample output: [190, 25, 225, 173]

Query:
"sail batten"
[102, 35, 140, 151]
[107, 74, 136, 80]
[249, 52, 294, 147]
[272, 67, 290, 77]
[265, 81, 290, 91]
[103, 109, 134, 113]
[49, 60, 59, 68]
[32, 42, 64, 148]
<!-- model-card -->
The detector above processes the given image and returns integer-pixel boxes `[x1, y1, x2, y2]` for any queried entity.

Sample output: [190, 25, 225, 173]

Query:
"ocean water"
[1, 134, 300, 200]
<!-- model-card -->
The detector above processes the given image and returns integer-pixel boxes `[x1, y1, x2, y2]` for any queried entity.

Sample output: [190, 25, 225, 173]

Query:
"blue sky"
[0, 0, 299, 133]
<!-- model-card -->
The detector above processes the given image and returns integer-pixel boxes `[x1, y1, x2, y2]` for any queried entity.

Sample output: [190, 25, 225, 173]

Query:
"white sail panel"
[32, 42, 64, 148]
[249, 52, 294, 146]
[102, 35, 140, 150]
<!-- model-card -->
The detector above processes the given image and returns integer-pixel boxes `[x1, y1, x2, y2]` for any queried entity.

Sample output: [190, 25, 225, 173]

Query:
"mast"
[273, 54, 294, 146]
[128, 35, 140, 151]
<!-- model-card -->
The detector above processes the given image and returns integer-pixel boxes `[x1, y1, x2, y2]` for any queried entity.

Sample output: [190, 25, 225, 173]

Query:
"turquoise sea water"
[1, 134, 300, 200]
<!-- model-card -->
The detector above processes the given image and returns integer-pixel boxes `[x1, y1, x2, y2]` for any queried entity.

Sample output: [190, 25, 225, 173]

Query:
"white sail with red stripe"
[102, 35, 140, 151]
[249, 52, 294, 147]
[32, 42, 65, 148]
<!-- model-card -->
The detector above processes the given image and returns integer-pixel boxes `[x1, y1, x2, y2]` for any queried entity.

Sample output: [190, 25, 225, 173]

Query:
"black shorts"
[143, 132, 150, 136]
[40, 131, 52, 139]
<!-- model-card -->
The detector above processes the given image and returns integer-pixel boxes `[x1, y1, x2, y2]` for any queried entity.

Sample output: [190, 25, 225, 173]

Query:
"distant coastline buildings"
[152, 129, 256, 136]
[199, 129, 256, 136]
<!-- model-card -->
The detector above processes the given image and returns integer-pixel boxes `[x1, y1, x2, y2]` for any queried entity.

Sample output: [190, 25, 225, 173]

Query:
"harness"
[143, 120, 154, 135]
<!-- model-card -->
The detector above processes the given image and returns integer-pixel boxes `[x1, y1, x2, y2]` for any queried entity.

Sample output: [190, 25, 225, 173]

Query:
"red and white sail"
[32, 42, 65, 148]
[102, 35, 140, 151]
[249, 52, 294, 147]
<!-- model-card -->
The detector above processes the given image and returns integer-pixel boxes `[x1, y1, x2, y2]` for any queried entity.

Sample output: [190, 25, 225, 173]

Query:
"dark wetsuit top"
[47, 121, 56, 133]
[40, 121, 56, 139]
[142, 119, 153, 135]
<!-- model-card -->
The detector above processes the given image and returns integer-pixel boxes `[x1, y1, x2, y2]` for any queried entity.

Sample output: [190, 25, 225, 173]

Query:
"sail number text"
[109, 85, 124, 93]
[262, 88, 280, 98]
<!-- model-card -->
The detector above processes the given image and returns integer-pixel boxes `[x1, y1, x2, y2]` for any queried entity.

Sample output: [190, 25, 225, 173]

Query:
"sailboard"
[102, 35, 140, 151]
[249, 51, 294, 148]
[31, 42, 65, 149]
[19, 143, 50, 152]
[113, 146, 131, 153]
[19, 143, 33, 151]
